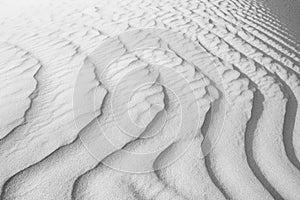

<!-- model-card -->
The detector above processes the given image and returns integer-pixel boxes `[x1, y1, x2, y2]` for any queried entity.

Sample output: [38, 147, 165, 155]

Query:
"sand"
[0, 0, 300, 199]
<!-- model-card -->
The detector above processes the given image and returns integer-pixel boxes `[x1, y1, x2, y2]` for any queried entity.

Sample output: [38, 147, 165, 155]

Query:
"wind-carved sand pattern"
[1, 0, 300, 199]
[0, 42, 41, 139]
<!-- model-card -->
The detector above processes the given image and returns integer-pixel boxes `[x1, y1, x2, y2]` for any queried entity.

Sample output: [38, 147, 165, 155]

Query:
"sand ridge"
[0, 0, 300, 199]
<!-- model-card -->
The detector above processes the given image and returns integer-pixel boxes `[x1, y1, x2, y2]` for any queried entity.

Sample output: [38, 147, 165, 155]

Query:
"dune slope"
[0, 0, 300, 199]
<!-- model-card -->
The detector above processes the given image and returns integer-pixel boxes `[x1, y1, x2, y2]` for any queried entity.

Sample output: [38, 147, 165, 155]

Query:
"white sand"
[0, 0, 300, 199]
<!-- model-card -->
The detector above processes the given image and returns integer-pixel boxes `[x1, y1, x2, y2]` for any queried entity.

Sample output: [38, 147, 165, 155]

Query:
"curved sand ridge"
[0, 0, 300, 199]
[0, 42, 41, 139]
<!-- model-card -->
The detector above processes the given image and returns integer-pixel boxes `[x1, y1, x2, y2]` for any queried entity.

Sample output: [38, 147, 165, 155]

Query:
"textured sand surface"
[0, 0, 300, 199]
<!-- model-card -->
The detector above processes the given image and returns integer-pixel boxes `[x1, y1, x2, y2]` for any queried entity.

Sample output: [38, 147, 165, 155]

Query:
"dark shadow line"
[274, 73, 300, 171]
[244, 87, 284, 200]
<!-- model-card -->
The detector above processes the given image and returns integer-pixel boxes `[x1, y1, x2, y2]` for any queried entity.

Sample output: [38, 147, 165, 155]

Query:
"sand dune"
[0, 0, 300, 199]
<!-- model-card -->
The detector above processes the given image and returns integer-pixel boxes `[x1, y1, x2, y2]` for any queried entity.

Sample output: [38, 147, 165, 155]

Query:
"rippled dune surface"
[0, 0, 300, 199]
